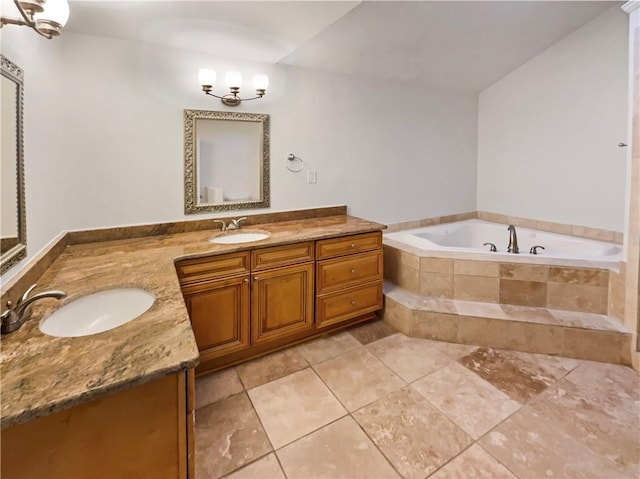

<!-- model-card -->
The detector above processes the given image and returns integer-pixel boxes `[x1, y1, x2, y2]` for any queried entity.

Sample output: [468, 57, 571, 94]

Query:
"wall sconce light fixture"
[198, 69, 269, 107]
[0, 0, 69, 39]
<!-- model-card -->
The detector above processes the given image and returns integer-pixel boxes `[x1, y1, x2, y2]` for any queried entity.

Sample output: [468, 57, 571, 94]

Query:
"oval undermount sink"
[39, 288, 155, 338]
[209, 231, 270, 244]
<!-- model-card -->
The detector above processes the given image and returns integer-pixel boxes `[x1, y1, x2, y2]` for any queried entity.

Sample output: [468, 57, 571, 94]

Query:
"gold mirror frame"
[184, 109, 270, 214]
[1, 55, 26, 275]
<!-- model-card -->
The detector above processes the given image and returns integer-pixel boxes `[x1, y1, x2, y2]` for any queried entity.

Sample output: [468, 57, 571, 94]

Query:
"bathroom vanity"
[0, 209, 384, 479]
[177, 231, 383, 375]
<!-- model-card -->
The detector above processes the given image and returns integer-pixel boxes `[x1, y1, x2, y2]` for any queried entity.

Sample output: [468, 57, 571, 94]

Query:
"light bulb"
[225, 71, 243, 89]
[198, 69, 216, 86]
[253, 74, 269, 91]
[35, 0, 70, 26]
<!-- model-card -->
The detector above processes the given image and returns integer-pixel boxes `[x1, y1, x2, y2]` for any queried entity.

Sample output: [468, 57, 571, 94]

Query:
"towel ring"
[286, 153, 304, 173]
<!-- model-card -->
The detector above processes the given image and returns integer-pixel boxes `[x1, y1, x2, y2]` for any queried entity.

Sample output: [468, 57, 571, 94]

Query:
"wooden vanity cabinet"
[316, 232, 384, 328]
[251, 242, 315, 344]
[177, 233, 383, 374]
[178, 252, 251, 367]
[1, 371, 194, 479]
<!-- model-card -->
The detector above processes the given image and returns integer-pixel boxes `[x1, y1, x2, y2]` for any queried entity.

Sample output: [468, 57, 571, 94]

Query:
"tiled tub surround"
[383, 223, 633, 364]
[384, 284, 632, 364]
[0, 213, 384, 429]
[384, 241, 614, 314]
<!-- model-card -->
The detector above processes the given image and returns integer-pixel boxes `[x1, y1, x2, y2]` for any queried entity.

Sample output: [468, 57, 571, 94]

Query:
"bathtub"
[384, 219, 621, 269]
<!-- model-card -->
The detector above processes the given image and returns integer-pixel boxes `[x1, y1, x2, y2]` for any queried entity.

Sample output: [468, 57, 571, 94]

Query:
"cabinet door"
[182, 275, 250, 361]
[252, 263, 314, 344]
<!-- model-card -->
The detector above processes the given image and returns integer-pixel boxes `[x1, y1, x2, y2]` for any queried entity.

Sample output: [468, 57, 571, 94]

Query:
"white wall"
[1, 26, 66, 282]
[56, 32, 478, 231]
[1, 29, 478, 280]
[477, 6, 629, 232]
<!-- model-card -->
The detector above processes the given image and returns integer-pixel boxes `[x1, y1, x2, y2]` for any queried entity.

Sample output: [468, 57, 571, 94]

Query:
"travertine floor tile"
[426, 339, 479, 360]
[458, 347, 572, 403]
[530, 378, 640, 477]
[479, 406, 627, 478]
[367, 333, 452, 382]
[429, 444, 517, 479]
[277, 416, 400, 478]
[195, 392, 271, 479]
[248, 368, 346, 449]
[506, 350, 580, 381]
[224, 453, 285, 479]
[563, 360, 640, 413]
[413, 362, 520, 438]
[348, 318, 398, 345]
[354, 387, 472, 479]
[314, 348, 405, 412]
[196, 367, 244, 410]
[528, 361, 640, 476]
[236, 348, 308, 390]
[295, 331, 361, 364]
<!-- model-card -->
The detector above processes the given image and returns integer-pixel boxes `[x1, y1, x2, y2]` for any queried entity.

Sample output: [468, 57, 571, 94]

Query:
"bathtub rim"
[383, 236, 621, 272]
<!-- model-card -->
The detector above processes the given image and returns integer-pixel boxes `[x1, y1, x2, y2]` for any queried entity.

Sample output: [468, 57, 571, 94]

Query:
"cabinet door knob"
[254, 277, 259, 281]
[244, 278, 249, 283]
[350, 243, 356, 248]
[351, 268, 356, 273]
[351, 300, 357, 305]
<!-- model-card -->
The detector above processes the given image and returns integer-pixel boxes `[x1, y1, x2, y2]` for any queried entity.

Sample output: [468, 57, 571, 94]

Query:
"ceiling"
[66, 0, 618, 92]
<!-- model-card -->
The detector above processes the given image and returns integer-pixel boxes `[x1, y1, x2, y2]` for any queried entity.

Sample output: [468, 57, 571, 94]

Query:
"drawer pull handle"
[351, 300, 357, 305]
[350, 243, 356, 248]
[351, 269, 356, 273]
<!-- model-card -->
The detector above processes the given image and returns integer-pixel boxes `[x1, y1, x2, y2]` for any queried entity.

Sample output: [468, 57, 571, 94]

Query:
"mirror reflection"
[1, 55, 26, 275]
[184, 110, 270, 214]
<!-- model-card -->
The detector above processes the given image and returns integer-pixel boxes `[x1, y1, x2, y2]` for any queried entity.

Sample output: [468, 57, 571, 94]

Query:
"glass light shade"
[35, 0, 70, 26]
[253, 74, 269, 91]
[225, 71, 243, 88]
[198, 69, 216, 86]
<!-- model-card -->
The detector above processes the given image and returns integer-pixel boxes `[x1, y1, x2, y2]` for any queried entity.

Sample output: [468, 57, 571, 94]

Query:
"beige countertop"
[0, 215, 384, 428]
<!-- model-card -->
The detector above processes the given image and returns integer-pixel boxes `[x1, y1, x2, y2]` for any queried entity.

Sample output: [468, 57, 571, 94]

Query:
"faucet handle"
[213, 220, 227, 231]
[232, 217, 248, 228]
[17, 283, 37, 307]
[483, 242, 497, 252]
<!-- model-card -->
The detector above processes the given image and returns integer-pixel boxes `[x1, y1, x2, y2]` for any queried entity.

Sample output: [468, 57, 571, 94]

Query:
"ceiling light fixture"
[0, 0, 70, 39]
[198, 69, 269, 107]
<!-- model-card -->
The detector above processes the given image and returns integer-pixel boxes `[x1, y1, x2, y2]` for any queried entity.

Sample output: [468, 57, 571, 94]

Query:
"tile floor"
[194, 319, 640, 479]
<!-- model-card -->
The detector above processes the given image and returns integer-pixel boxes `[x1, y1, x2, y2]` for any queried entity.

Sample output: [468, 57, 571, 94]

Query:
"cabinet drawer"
[317, 250, 383, 294]
[316, 232, 382, 260]
[252, 242, 314, 271]
[176, 252, 250, 285]
[316, 281, 383, 328]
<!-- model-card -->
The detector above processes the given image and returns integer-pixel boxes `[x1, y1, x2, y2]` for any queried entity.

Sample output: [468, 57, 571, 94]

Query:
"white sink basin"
[39, 288, 155, 338]
[209, 231, 270, 244]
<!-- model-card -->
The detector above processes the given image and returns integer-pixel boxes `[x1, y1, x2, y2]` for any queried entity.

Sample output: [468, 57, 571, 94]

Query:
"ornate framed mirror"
[1, 55, 26, 275]
[184, 110, 270, 214]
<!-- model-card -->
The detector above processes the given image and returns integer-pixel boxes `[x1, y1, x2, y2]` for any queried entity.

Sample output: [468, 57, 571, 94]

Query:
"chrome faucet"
[1, 284, 67, 334]
[213, 219, 228, 231]
[227, 217, 247, 230]
[507, 225, 519, 254]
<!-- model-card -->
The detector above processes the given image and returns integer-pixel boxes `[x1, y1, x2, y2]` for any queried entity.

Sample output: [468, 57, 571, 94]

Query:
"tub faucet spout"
[507, 225, 519, 254]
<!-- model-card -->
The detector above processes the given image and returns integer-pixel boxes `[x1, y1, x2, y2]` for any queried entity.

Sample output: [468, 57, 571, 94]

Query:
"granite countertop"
[0, 215, 384, 428]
